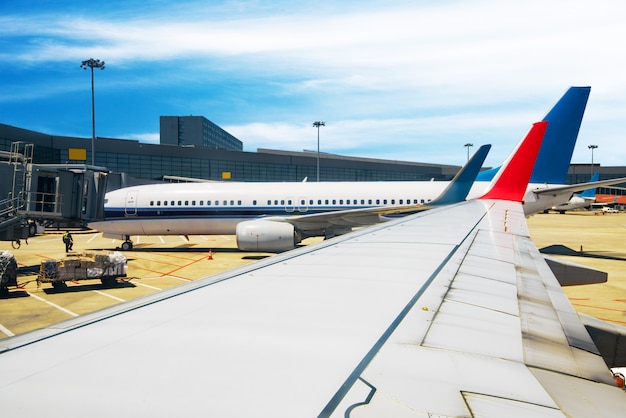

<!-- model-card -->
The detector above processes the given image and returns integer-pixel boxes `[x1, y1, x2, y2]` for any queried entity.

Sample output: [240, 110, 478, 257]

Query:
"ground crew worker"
[63, 231, 73, 252]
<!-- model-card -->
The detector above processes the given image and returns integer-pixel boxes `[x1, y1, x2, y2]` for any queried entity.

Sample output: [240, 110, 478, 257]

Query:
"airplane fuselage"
[89, 180, 568, 239]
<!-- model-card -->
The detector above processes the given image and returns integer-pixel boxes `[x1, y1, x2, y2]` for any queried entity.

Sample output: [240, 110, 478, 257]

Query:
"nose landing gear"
[120, 236, 133, 251]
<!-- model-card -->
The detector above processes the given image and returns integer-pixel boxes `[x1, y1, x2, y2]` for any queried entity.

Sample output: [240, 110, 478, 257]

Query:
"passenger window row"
[149, 198, 427, 207]
[150, 200, 242, 207]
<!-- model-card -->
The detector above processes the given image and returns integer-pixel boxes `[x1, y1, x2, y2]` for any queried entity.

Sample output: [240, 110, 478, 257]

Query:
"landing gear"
[120, 236, 133, 251]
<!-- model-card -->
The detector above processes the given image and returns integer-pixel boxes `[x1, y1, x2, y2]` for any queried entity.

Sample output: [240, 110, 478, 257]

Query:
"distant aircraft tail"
[479, 122, 548, 202]
[578, 172, 600, 199]
[476, 86, 590, 184]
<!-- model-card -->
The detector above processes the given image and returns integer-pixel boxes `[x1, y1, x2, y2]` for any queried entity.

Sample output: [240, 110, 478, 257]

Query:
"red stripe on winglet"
[479, 121, 548, 202]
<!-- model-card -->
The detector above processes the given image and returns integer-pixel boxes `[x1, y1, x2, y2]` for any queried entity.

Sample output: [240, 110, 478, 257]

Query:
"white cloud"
[2, 1, 626, 166]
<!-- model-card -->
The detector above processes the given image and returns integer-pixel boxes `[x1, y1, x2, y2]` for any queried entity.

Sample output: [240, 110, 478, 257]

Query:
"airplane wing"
[236, 143, 490, 249]
[277, 144, 492, 230]
[2, 121, 625, 416]
[533, 177, 626, 197]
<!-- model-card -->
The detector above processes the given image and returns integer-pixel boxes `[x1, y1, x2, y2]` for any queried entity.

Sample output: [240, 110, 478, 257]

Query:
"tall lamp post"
[588, 144, 598, 177]
[313, 121, 325, 182]
[81, 58, 105, 166]
[464, 143, 473, 162]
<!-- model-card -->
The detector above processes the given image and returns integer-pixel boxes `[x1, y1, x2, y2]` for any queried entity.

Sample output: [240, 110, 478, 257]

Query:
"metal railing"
[16, 191, 65, 218]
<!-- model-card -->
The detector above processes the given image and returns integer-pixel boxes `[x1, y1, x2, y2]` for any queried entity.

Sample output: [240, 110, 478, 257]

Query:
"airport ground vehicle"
[37, 251, 127, 290]
[600, 206, 619, 213]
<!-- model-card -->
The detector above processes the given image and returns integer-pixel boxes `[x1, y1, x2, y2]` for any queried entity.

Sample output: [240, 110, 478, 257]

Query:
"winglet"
[479, 121, 548, 202]
[431, 144, 491, 205]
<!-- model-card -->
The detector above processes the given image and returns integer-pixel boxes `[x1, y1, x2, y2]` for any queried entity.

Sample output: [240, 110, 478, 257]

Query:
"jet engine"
[236, 220, 301, 252]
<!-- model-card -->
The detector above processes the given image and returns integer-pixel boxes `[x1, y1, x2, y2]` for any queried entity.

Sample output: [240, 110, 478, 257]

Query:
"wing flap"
[530, 367, 626, 417]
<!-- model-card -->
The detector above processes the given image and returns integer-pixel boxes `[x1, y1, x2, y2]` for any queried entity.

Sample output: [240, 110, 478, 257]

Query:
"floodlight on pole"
[464, 143, 473, 162]
[313, 121, 325, 182]
[588, 144, 598, 177]
[80, 58, 105, 166]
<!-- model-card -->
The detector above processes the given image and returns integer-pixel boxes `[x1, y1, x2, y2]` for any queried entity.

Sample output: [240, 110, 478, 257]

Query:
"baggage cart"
[37, 251, 127, 290]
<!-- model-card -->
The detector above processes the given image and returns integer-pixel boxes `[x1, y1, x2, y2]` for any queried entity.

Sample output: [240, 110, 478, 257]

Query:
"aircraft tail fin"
[479, 121, 548, 202]
[578, 172, 600, 199]
[476, 86, 590, 184]
[430, 144, 491, 205]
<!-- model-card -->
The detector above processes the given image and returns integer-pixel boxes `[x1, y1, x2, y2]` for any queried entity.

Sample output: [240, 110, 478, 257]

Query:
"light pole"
[588, 144, 598, 177]
[81, 58, 105, 166]
[313, 121, 325, 182]
[464, 143, 473, 162]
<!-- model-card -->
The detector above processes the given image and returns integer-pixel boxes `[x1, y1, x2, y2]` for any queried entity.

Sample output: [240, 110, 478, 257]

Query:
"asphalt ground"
[1, 211, 625, 340]
[526, 211, 626, 326]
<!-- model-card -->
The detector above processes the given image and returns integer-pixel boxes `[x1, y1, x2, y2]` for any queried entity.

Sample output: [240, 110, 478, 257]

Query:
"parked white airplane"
[4, 121, 626, 416]
[93, 143, 492, 251]
[550, 172, 599, 213]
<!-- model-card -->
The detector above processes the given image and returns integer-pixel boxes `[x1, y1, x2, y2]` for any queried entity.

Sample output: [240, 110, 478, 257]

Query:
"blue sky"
[2, 1, 625, 168]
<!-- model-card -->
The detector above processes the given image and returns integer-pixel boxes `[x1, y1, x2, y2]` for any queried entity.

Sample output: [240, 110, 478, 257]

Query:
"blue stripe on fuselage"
[102, 206, 369, 221]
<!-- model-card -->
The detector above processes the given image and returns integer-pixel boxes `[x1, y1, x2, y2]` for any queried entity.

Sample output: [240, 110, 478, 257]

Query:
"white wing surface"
[1, 199, 624, 417]
[1, 121, 624, 416]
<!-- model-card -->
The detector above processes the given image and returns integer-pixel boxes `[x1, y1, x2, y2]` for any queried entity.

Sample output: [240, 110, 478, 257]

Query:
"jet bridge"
[0, 142, 108, 246]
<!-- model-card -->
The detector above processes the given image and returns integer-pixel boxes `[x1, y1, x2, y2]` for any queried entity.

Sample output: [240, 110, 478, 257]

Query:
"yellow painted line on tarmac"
[0, 323, 14, 337]
[93, 290, 126, 302]
[28, 292, 79, 317]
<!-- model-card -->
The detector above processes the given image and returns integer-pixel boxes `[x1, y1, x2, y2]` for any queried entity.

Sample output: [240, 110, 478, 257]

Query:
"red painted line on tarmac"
[615, 299, 626, 303]
[35, 254, 55, 260]
[129, 264, 192, 281]
[124, 253, 199, 269]
[156, 252, 203, 262]
[163, 255, 209, 278]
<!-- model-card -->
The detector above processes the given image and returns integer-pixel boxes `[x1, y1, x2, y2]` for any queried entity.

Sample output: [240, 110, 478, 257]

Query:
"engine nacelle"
[236, 220, 300, 252]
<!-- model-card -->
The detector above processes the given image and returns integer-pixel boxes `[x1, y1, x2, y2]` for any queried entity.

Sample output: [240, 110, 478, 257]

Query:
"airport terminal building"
[1, 119, 625, 191]
[0, 121, 461, 187]
[160, 116, 243, 151]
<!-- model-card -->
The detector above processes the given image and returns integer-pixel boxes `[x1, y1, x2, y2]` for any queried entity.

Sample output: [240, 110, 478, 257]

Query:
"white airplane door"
[125, 191, 138, 216]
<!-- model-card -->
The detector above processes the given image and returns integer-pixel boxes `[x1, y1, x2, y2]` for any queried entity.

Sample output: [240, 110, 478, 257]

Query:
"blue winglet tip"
[434, 144, 491, 205]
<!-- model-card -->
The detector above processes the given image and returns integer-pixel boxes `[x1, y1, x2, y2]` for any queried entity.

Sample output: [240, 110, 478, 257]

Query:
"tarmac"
[1, 210, 625, 339]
